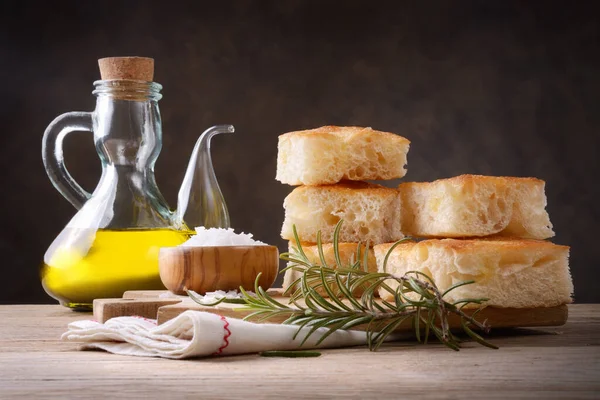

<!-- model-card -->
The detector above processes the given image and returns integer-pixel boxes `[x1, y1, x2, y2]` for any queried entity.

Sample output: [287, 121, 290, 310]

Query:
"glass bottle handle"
[42, 111, 93, 210]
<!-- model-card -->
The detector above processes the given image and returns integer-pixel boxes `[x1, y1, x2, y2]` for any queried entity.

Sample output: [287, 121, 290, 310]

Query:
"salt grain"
[195, 290, 245, 303]
[180, 227, 267, 247]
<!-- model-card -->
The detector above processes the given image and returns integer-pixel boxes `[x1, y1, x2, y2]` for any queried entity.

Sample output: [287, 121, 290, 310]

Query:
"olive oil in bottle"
[41, 228, 192, 310]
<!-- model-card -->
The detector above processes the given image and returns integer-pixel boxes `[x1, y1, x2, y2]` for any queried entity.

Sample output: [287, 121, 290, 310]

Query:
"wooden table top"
[0, 304, 598, 399]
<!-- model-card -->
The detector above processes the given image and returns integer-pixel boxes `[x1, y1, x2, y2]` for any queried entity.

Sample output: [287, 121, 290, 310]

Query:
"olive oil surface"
[41, 228, 191, 310]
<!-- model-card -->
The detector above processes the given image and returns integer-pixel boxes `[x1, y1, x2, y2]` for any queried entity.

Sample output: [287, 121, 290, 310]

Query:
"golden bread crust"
[279, 126, 410, 145]
[375, 238, 569, 256]
[399, 174, 545, 189]
[290, 181, 397, 195]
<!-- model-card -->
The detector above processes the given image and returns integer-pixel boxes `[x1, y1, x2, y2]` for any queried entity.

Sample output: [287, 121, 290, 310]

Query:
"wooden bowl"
[158, 245, 279, 295]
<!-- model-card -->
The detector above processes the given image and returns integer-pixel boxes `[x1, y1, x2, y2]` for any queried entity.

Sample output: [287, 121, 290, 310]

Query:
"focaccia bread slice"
[399, 175, 554, 239]
[283, 242, 377, 297]
[276, 126, 410, 186]
[374, 238, 572, 308]
[281, 181, 403, 244]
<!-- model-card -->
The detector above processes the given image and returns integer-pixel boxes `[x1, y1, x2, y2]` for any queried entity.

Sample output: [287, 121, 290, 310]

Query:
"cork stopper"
[98, 57, 154, 81]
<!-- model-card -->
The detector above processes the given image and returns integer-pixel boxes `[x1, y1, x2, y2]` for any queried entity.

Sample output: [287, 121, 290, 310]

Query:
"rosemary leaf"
[316, 231, 329, 268]
[260, 350, 321, 358]
[315, 318, 360, 347]
[442, 280, 476, 297]
[320, 268, 353, 312]
[332, 220, 344, 269]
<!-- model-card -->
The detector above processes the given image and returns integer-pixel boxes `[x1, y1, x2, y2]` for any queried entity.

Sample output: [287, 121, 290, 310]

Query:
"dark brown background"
[1, 1, 598, 304]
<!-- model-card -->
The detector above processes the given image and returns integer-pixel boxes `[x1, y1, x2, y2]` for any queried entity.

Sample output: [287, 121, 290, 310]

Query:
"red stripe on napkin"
[213, 315, 231, 355]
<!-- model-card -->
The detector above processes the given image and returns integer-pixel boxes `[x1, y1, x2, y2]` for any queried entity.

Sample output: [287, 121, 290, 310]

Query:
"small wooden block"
[93, 298, 182, 323]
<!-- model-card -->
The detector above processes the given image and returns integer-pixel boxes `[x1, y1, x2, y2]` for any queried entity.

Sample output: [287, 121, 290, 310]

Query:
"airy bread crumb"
[399, 174, 554, 239]
[276, 126, 410, 186]
[281, 181, 403, 244]
[374, 238, 573, 308]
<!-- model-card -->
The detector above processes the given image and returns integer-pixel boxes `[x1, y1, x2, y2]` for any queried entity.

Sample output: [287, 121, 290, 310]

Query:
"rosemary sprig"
[189, 220, 497, 351]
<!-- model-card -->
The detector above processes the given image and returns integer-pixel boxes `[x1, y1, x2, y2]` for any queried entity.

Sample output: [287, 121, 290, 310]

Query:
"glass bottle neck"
[92, 80, 163, 101]
[92, 80, 163, 169]
[85, 80, 174, 228]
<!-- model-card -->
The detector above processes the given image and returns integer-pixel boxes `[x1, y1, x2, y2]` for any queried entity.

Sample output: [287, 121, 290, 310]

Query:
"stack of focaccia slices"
[275, 125, 573, 308]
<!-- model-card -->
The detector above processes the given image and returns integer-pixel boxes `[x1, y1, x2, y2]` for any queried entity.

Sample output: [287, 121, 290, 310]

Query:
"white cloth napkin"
[62, 310, 370, 359]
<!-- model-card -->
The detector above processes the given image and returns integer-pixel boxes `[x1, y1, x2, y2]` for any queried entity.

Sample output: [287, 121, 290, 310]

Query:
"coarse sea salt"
[193, 290, 245, 303]
[159, 289, 251, 302]
[180, 227, 267, 247]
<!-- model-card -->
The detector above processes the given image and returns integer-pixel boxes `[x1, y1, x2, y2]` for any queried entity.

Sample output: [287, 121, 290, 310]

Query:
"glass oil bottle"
[41, 57, 231, 310]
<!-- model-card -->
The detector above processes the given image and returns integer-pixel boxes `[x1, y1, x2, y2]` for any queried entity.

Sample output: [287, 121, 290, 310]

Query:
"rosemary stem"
[191, 220, 497, 351]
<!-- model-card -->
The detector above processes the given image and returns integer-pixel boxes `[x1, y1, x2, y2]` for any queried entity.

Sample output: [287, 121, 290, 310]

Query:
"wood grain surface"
[0, 304, 598, 399]
[158, 245, 279, 294]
